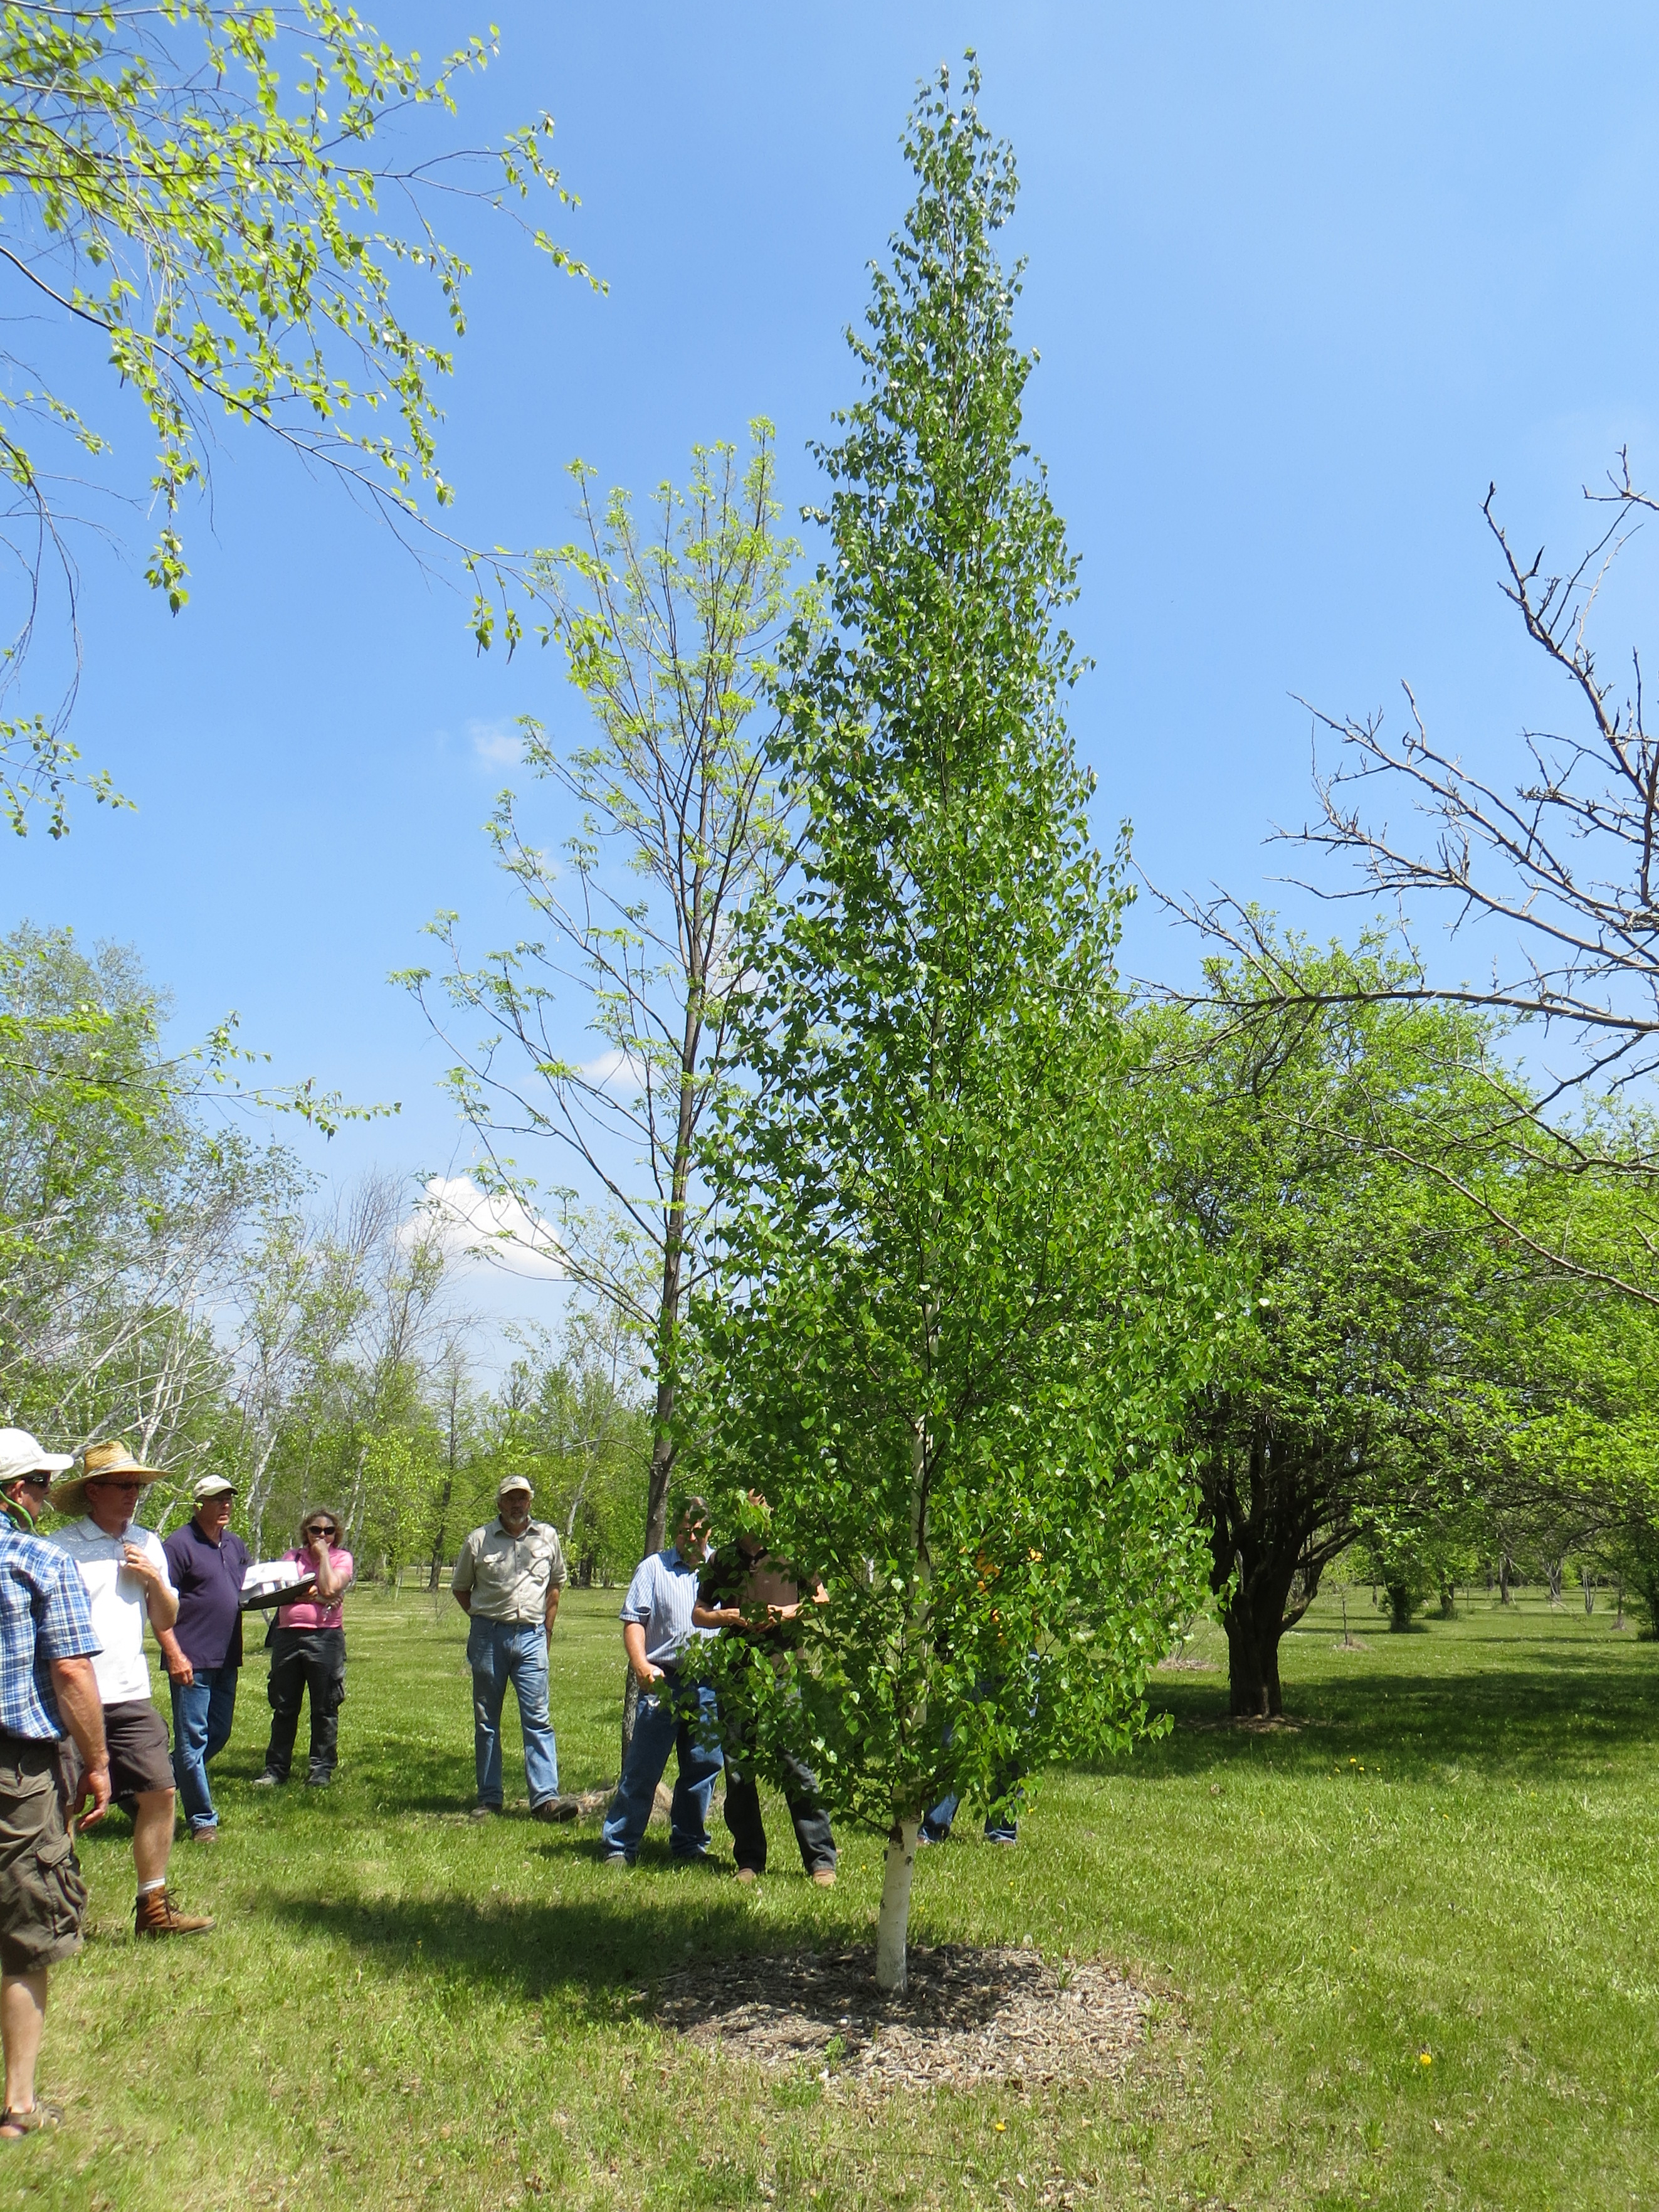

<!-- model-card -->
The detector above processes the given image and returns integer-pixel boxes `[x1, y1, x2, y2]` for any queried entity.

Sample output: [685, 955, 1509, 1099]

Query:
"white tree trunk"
[875, 1818, 920, 1993]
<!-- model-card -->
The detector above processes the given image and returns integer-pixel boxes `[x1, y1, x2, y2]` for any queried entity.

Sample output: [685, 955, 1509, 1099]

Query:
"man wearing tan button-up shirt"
[451, 1475, 569, 1821]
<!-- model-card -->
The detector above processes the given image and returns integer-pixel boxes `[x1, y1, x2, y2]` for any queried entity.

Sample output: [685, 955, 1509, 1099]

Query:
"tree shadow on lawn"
[1088, 1649, 1659, 1785]
[268, 1878, 827, 2008]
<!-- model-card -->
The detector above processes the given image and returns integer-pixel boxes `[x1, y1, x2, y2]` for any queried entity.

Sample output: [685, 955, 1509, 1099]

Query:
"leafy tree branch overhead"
[0, 0, 598, 837]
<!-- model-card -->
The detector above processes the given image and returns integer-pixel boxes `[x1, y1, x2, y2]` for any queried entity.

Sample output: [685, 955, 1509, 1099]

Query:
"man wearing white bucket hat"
[451, 1474, 569, 1820]
[49, 1442, 213, 1938]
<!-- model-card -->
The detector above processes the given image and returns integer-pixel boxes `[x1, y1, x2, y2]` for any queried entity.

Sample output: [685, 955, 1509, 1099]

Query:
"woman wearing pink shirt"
[253, 1507, 354, 1788]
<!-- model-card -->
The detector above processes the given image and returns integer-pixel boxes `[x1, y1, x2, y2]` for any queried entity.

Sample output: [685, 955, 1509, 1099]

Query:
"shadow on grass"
[1096, 1649, 1659, 1783]
[268, 1877, 826, 2005]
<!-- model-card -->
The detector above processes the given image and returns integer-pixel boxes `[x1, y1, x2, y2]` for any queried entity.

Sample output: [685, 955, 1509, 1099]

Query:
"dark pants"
[719, 1701, 836, 1876]
[264, 1627, 345, 1782]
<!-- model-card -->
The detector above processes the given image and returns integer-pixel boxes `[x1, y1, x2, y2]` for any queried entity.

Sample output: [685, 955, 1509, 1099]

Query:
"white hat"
[194, 1473, 238, 1502]
[498, 1473, 534, 1501]
[0, 1429, 73, 1488]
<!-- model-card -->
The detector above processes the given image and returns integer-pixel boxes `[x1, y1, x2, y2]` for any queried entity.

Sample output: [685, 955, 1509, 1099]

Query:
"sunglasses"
[305, 1525, 337, 1538]
[14, 1474, 52, 1491]
[90, 1479, 143, 1495]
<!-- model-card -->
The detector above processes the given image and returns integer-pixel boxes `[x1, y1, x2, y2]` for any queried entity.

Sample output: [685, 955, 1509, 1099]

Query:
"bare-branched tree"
[403, 425, 811, 1571]
[1160, 457, 1659, 1301]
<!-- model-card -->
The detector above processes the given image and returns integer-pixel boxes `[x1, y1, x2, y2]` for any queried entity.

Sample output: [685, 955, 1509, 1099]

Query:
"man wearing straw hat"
[49, 1442, 213, 1938]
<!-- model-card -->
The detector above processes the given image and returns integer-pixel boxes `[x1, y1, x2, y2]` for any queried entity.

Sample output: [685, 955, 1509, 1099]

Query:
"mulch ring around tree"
[636, 1944, 1147, 2094]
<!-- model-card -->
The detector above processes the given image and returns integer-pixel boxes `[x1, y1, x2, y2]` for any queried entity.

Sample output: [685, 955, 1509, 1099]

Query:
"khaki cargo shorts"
[0, 1738, 88, 1972]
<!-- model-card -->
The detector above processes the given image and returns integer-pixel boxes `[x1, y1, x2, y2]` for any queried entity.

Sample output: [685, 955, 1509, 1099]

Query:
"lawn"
[3, 1581, 1655, 2211]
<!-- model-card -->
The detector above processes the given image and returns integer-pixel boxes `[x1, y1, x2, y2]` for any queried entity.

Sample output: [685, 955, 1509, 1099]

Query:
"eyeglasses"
[90, 1479, 142, 1495]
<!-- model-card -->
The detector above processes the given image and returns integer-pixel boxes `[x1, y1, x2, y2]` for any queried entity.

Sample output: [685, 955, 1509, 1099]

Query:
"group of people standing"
[0, 1426, 353, 2135]
[446, 1473, 838, 1884]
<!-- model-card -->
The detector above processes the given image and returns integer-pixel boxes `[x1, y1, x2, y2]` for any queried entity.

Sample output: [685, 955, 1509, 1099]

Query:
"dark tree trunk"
[1200, 1418, 1346, 1721]
[1223, 1592, 1285, 1717]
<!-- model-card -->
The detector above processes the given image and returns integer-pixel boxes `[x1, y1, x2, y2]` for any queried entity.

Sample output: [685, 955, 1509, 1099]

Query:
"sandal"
[0, 2101, 61, 2137]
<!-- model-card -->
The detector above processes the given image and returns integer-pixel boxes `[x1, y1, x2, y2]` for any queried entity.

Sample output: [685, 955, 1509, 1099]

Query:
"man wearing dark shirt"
[692, 1495, 836, 1887]
[158, 1476, 250, 1844]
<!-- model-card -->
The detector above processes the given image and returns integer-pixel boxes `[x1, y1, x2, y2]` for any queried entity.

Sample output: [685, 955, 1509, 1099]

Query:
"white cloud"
[468, 719, 522, 766]
[579, 1047, 650, 1090]
[416, 1175, 565, 1280]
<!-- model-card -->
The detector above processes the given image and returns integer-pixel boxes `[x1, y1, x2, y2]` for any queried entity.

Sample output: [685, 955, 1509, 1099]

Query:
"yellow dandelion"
[1419, 2051, 1432, 2066]
[994, 2121, 1007, 2133]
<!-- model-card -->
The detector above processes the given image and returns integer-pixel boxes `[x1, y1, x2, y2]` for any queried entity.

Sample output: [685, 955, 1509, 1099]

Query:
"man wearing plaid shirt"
[0, 1429, 110, 2137]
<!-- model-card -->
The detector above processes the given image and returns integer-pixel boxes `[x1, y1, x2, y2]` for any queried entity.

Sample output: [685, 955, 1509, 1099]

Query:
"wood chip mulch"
[636, 1943, 1147, 2094]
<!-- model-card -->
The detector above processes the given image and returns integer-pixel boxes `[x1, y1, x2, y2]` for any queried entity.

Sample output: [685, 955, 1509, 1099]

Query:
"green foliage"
[686, 63, 1211, 1872]
[0, 0, 594, 833]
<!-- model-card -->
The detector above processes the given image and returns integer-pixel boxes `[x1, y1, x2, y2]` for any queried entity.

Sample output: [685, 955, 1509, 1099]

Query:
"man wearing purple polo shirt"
[157, 1476, 250, 1844]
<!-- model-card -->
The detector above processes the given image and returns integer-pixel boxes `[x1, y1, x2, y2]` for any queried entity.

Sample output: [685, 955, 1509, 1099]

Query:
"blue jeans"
[601, 1676, 723, 1862]
[921, 1786, 1020, 1844]
[170, 1664, 239, 1831]
[468, 1618, 558, 1808]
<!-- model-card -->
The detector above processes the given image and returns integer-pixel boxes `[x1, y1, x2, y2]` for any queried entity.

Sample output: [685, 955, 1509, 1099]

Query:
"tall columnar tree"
[687, 62, 1211, 1993]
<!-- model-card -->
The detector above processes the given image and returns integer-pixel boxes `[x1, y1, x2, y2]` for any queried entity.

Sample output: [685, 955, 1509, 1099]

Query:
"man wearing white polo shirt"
[48, 1441, 212, 1937]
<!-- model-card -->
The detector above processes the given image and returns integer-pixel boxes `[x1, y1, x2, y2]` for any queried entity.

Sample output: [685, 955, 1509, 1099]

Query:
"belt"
[0, 1730, 60, 1757]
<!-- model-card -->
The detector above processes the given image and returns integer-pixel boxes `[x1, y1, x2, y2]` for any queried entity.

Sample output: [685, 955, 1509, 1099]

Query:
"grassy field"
[1, 1580, 1655, 2211]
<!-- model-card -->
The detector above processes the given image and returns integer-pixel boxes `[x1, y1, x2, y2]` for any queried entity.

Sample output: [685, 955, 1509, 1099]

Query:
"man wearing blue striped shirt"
[0, 1429, 110, 2136]
[600, 1500, 722, 1867]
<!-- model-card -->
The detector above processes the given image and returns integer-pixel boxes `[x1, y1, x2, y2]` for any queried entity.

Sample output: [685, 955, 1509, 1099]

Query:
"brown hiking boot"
[135, 1888, 214, 1938]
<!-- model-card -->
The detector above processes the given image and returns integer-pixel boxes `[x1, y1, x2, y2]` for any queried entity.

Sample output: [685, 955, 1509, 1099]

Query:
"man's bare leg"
[1, 1970, 47, 2124]
[132, 1788, 175, 1890]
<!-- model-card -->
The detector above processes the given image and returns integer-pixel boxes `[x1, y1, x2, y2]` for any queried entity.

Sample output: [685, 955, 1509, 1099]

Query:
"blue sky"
[8, 2, 1659, 1335]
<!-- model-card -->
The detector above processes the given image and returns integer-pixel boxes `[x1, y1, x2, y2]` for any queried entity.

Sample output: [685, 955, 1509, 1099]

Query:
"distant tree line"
[0, 923, 649, 1580]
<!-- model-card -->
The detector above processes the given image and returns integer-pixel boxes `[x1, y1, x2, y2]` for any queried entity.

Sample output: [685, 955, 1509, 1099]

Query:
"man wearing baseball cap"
[157, 1476, 250, 1844]
[48, 1442, 212, 1937]
[451, 1474, 569, 1821]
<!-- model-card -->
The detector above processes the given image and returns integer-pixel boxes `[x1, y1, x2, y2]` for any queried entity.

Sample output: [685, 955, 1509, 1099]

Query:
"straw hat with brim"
[0, 1429, 73, 1488]
[50, 1439, 170, 1520]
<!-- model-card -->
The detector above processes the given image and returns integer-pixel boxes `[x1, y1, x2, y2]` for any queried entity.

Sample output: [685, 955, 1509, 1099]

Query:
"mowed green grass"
[1, 1581, 1655, 2211]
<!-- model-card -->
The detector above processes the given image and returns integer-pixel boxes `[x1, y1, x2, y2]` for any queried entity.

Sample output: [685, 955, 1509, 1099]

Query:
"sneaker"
[811, 1866, 837, 1888]
[135, 1888, 214, 1938]
[251, 1772, 282, 1787]
[470, 1803, 502, 1821]
[304, 1772, 333, 1789]
[600, 1853, 634, 1868]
